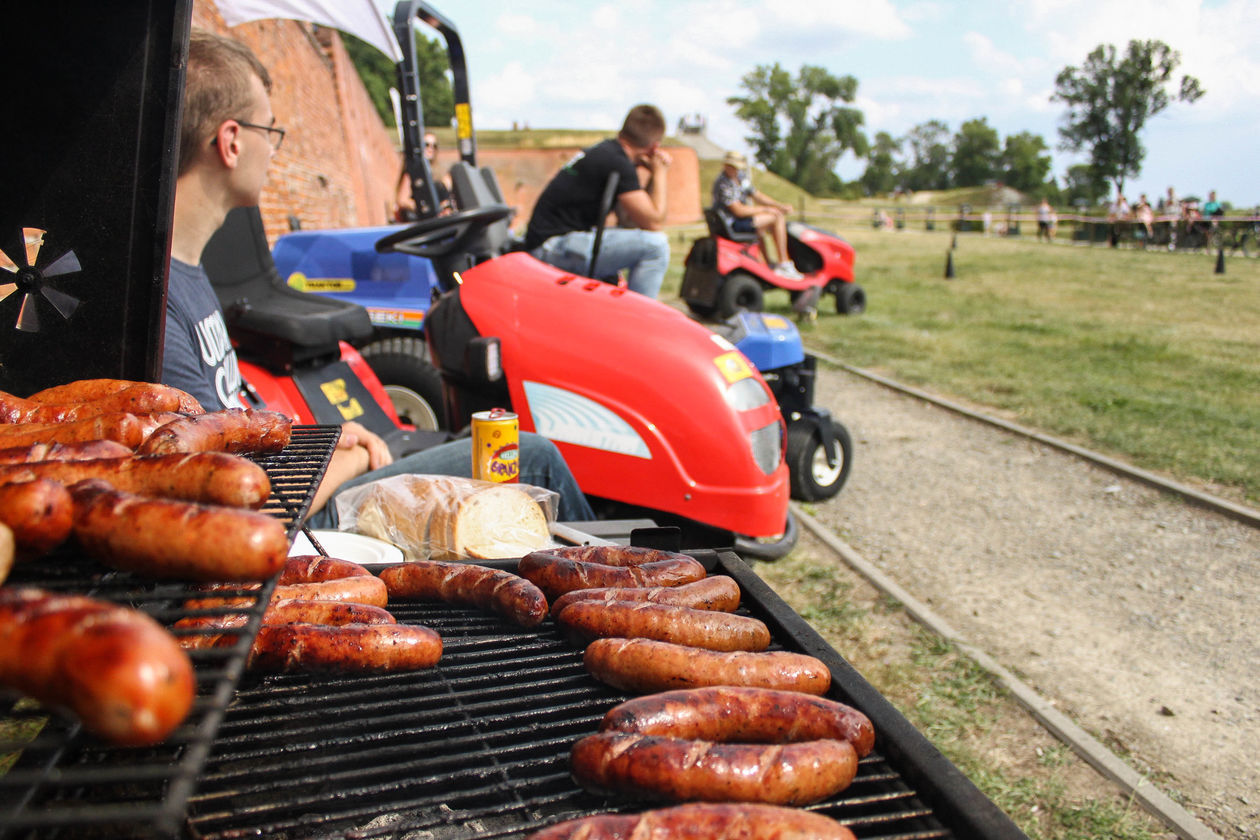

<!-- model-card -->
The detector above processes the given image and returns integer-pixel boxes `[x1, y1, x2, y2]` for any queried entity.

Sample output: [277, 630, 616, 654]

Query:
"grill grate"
[183, 551, 1027, 840]
[0, 425, 341, 839]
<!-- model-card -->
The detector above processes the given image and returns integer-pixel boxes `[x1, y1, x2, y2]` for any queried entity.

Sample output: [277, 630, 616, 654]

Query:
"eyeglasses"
[234, 119, 286, 151]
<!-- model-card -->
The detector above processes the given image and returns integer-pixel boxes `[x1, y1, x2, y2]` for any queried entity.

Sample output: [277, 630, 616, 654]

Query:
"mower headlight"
[725, 377, 771, 411]
[748, 419, 783, 474]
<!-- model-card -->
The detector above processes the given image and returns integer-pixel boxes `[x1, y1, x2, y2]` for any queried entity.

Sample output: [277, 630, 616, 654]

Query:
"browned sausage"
[0, 588, 196, 746]
[200, 623, 442, 672]
[272, 577, 388, 607]
[556, 601, 771, 652]
[518, 549, 706, 600]
[279, 554, 376, 583]
[69, 480, 289, 582]
[0, 413, 145, 449]
[136, 408, 292, 455]
[0, 384, 187, 423]
[0, 452, 271, 508]
[379, 560, 549, 627]
[526, 803, 857, 840]
[550, 575, 741, 618]
[569, 731, 858, 806]
[600, 686, 874, 758]
[584, 638, 831, 696]
[28, 379, 204, 414]
[174, 599, 396, 642]
[0, 478, 74, 555]
[0, 440, 134, 465]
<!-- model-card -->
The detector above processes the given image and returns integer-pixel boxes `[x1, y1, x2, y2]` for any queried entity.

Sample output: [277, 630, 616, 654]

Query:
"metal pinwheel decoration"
[0, 227, 82, 332]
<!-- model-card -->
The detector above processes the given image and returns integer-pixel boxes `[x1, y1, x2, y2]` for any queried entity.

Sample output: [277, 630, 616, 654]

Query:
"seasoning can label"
[471, 408, 519, 483]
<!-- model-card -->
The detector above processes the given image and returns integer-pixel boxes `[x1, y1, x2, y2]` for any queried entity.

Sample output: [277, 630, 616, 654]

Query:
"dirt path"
[800, 365, 1259, 839]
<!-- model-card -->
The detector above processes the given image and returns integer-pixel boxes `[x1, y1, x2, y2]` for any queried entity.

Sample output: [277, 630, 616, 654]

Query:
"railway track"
[786, 353, 1258, 840]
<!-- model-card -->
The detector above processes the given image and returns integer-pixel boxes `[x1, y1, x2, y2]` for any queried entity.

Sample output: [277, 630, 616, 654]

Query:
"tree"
[951, 117, 1002, 187]
[1001, 131, 1053, 193]
[344, 31, 454, 130]
[1062, 163, 1109, 207]
[1052, 39, 1203, 195]
[900, 120, 952, 191]
[728, 63, 869, 195]
[860, 131, 901, 196]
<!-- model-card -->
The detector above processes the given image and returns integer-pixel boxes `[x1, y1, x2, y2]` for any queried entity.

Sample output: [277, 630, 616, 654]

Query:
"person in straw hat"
[711, 150, 801, 279]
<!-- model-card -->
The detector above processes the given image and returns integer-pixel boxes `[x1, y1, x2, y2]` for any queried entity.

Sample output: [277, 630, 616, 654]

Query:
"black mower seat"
[704, 206, 759, 244]
[448, 162, 519, 256]
[201, 206, 373, 351]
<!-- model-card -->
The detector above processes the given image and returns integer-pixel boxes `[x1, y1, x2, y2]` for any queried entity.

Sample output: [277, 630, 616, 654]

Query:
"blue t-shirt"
[162, 258, 246, 411]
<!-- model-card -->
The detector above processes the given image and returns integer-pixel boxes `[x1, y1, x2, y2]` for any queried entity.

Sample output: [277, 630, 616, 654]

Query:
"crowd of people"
[1102, 186, 1227, 248]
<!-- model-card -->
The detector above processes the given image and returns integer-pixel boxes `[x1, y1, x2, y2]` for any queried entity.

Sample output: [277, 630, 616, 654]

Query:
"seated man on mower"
[523, 104, 672, 298]
[712, 150, 801, 279]
[165, 30, 594, 527]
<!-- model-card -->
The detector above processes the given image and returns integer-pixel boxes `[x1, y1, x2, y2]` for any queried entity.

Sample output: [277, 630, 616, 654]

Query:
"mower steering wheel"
[374, 204, 514, 259]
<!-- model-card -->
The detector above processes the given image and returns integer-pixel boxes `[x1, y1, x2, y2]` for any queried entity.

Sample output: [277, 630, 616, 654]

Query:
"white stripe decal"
[523, 381, 651, 459]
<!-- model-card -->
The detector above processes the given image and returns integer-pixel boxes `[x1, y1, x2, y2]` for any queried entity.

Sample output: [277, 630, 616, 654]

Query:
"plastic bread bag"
[333, 474, 558, 562]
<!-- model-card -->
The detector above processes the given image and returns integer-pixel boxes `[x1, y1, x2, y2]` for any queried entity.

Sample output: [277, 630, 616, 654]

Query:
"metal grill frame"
[181, 550, 1028, 840]
[0, 425, 340, 839]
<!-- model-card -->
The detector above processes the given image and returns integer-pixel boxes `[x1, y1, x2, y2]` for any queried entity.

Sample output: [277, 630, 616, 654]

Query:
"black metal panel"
[0, 1, 192, 396]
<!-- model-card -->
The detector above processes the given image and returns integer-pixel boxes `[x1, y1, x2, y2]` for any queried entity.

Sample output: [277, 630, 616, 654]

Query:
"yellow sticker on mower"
[713, 351, 755, 384]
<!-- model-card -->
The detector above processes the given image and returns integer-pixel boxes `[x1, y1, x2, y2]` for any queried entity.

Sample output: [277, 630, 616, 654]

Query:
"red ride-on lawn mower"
[681, 207, 865, 320]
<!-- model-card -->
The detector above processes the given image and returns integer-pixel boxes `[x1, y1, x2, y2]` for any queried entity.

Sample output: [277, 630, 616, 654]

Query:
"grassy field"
[661, 220, 1260, 505]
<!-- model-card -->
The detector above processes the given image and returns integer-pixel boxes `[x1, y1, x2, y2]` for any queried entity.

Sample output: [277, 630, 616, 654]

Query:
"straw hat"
[722, 150, 747, 169]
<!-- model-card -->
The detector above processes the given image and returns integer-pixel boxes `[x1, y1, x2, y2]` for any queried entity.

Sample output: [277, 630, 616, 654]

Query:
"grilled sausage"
[225, 623, 441, 672]
[584, 638, 831, 696]
[136, 408, 292, 455]
[526, 802, 857, 840]
[549, 575, 741, 618]
[280, 555, 376, 583]
[518, 548, 706, 600]
[0, 588, 196, 746]
[27, 379, 204, 414]
[174, 599, 396, 642]
[556, 601, 771, 652]
[70, 481, 289, 582]
[600, 687, 874, 758]
[0, 413, 145, 449]
[569, 731, 858, 805]
[379, 560, 549, 627]
[272, 577, 388, 607]
[0, 452, 271, 508]
[0, 478, 74, 556]
[0, 384, 188, 424]
[0, 440, 133, 465]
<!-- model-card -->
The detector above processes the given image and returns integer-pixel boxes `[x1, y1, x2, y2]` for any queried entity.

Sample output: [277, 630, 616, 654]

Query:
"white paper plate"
[288, 529, 405, 568]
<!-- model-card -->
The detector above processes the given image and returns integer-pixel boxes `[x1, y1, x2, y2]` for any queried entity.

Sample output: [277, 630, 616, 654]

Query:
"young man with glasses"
[163, 30, 593, 524]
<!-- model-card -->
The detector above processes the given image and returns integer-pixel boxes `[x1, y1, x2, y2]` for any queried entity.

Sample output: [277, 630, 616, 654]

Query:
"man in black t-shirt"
[524, 104, 671, 298]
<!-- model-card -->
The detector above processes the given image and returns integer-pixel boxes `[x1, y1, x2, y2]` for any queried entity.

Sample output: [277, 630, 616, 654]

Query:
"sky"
[380, 0, 1260, 206]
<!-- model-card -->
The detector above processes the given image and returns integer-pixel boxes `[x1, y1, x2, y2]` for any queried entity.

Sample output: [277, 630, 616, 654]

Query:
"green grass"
[662, 220, 1260, 504]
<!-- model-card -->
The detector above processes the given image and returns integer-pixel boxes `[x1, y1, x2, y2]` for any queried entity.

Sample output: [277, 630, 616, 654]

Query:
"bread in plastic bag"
[334, 474, 556, 562]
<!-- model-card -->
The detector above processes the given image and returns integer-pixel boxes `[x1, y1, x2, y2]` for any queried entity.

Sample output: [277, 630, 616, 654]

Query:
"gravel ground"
[801, 364, 1259, 840]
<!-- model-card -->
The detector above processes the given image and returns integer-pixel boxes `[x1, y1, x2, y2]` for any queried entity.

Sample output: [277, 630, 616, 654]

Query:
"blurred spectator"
[1134, 194, 1154, 243]
[1036, 198, 1057, 242]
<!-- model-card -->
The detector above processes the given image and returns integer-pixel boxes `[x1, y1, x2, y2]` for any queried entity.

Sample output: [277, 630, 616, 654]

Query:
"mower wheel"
[787, 418, 853, 502]
[834, 282, 866, 315]
[717, 271, 764, 318]
[361, 336, 446, 431]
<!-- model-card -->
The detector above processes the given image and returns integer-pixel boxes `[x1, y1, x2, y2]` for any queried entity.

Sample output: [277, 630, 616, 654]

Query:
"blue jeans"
[532, 228, 670, 299]
[307, 432, 595, 529]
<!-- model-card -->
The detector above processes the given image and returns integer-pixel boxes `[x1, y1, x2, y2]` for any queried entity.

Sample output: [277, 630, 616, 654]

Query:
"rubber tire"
[716, 272, 764, 319]
[834, 283, 866, 315]
[685, 298, 719, 319]
[359, 336, 446, 431]
[787, 419, 853, 502]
